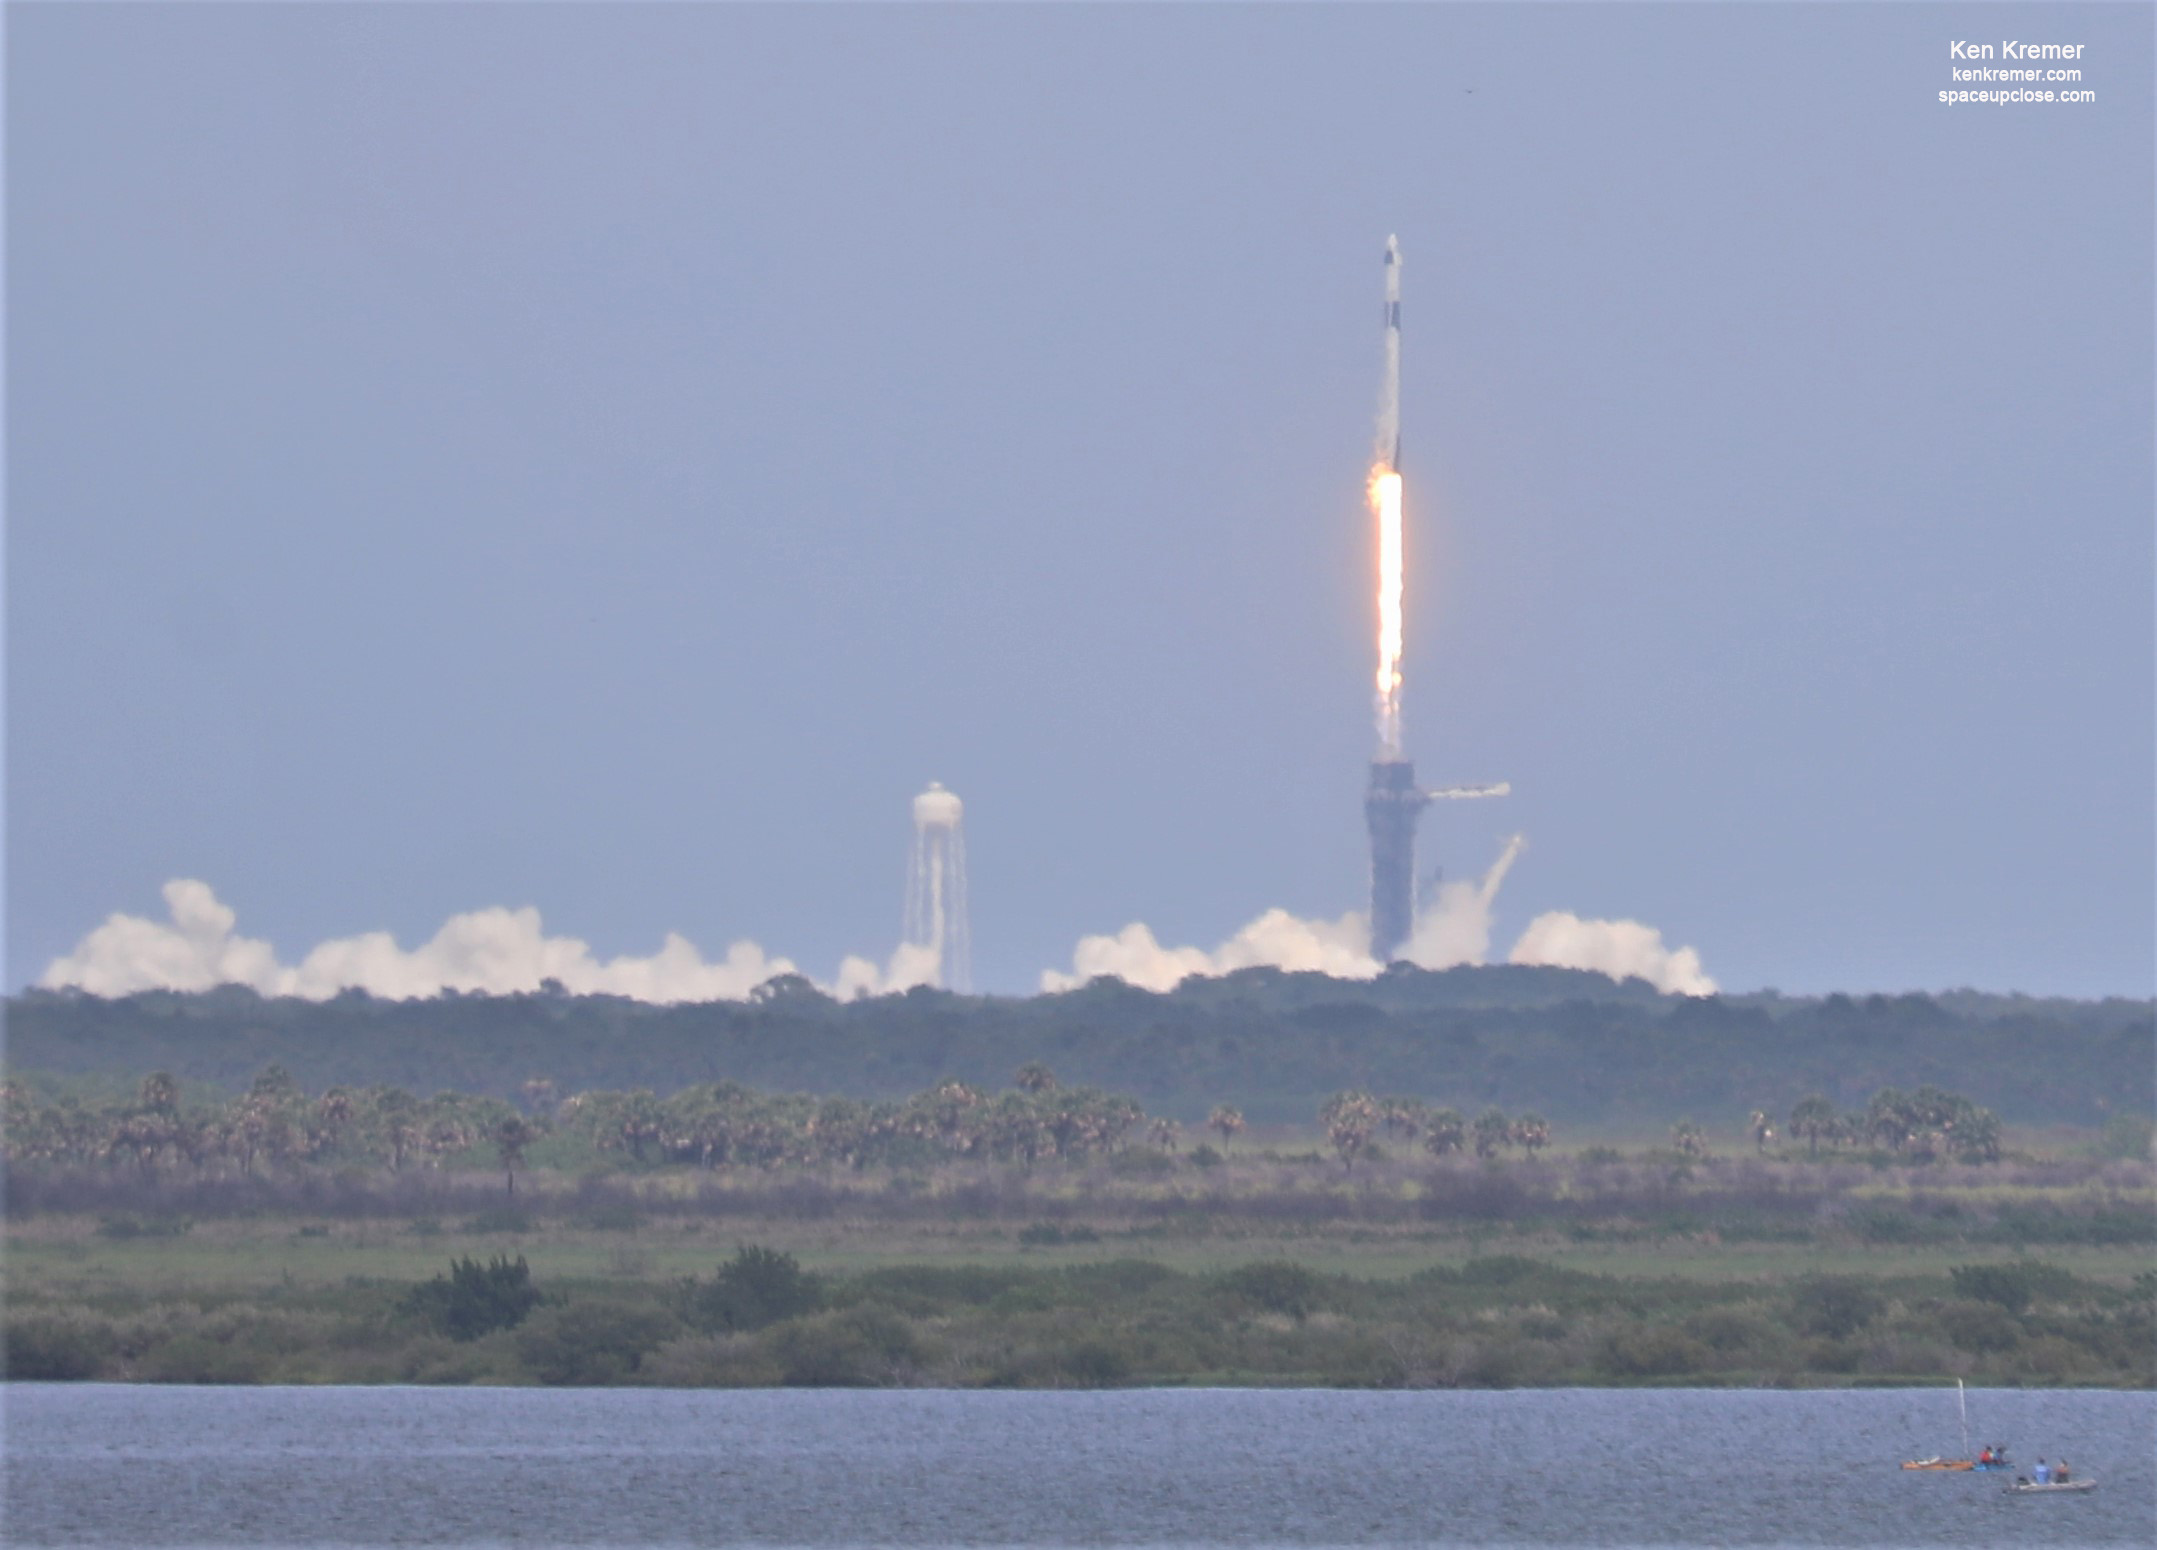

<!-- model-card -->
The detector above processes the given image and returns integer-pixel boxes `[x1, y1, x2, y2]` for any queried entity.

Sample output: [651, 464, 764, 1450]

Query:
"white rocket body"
[1376, 234, 1401, 471]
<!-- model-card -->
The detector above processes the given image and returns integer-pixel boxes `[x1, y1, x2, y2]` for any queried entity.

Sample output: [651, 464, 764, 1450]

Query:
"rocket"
[1377, 234, 1402, 471]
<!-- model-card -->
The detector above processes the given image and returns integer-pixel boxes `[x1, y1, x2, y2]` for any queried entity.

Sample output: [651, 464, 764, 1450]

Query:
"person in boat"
[2034, 1459, 2050, 1484]
[2054, 1460, 2069, 1483]
[1977, 1446, 1995, 1466]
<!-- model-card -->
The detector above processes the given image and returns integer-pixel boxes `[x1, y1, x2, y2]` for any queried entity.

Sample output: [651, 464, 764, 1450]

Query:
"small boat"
[1901, 1380, 1991, 1472]
[2005, 1478, 2096, 1494]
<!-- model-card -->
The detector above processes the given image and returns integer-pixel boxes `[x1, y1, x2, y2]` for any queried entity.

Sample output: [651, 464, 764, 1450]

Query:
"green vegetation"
[5, 1238, 2148, 1388]
[5, 1004, 2148, 1390]
[9, 970, 2149, 1127]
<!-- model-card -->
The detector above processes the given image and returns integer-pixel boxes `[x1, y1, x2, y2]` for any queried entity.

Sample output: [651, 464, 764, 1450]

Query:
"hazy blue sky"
[10, 4, 2152, 997]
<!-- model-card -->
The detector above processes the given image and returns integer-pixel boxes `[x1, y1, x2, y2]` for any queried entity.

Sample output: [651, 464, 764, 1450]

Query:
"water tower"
[903, 782, 972, 992]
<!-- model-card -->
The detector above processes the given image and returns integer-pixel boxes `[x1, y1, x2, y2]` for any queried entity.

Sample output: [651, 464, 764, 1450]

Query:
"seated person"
[2054, 1461, 2070, 1483]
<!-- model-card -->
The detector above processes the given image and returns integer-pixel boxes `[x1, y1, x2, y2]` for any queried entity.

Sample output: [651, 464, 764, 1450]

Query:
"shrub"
[760, 1305, 919, 1386]
[515, 1302, 682, 1385]
[2, 1315, 106, 1380]
[1938, 1299, 2023, 1353]
[1215, 1262, 1326, 1320]
[1791, 1275, 1882, 1339]
[139, 1335, 267, 1384]
[1064, 1259, 1178, 1299]
[1059, 1338, 1132, 1387]
[680, 1246, 823, 1333]
[1949, 1261, 2075, 1315]
[1600, 1326, 1709, 1378]
[402, 1255, 542, 1341]
[1683, 1307, 1781, 1357]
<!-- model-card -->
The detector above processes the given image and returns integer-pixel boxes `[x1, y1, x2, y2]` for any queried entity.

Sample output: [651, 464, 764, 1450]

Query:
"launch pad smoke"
[40, 868, 1714, 1001]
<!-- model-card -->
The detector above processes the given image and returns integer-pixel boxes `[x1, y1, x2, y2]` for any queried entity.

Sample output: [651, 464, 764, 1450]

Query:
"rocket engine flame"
[1371, 465, 1404, 753]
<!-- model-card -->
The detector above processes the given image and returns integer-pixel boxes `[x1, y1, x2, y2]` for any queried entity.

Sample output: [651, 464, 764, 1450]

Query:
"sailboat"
[1900, 1381, 1998, 1470]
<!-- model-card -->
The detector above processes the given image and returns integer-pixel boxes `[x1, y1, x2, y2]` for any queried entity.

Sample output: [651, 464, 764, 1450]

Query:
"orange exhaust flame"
[1370, 464, 1404, 753]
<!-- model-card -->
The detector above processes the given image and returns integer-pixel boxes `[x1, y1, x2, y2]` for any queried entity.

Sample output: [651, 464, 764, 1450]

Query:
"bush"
[1683, 1307, 1781, 1358]
[760, 1305, 920, 1386]
[1215, 1262, 1327, 1320]
[1791, 1275, 1882, 1339]
[402, 1255, 542, 1341]
[515, 1302, 681, 1385]
[1059, 1338, 1132, 1386]
[2, 1315, 107, 1380]
[1938, 1299, 2023, 1353]
[1949, 1261, 2075, 1315]
[680, 1246, 823, 1333]
[139, 1335, 268, 1384]
[1600, 1326, 1710, 1378]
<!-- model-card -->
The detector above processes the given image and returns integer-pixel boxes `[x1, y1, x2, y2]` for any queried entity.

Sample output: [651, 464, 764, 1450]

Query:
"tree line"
[8, 967, 2147, 1127]
[0, 1064, 1154, 1185]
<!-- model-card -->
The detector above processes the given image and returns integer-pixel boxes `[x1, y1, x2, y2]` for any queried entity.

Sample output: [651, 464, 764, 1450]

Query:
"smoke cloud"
[42, 880, 804, 1004]
[43, 862, 1718, 1004]
[1041, 834, 1716, 996]
[1508, 910, 1717, 996]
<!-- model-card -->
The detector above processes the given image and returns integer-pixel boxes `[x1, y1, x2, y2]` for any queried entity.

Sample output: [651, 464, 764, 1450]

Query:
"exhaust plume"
[1371, 466, 1405, 754]
[41, 880, 808, 1004]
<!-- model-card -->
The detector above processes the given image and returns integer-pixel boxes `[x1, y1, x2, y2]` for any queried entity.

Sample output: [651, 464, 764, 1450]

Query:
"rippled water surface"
[5, 1385, 2151, 1548]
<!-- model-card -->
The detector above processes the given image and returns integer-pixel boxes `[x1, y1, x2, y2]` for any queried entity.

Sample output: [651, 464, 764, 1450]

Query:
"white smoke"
[1508, 911, 1717, 996]
[1400, 833, 1524, 970]
[41, 880, 809, 1004]
[1040, 833, 1716, 996]
[1040, 908, 1377, 994]
[831, 941, 944, 1000]
[45, 863, 1719, 1005]
[1041, 836, 1527, 992]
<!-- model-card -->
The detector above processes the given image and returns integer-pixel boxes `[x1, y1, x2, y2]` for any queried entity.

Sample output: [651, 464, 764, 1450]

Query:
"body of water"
[5, 1384, 2151, 1548]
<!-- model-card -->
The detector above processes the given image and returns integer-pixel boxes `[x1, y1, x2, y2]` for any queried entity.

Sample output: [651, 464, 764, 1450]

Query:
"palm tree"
[1472, 1108, 1512, 1160]
[1788, 1094, 1837, 1158]
[1207, 1104, 1246, 1150]
[1747, 1110, 1776, 1154]
[1379, 1097, 1428, 1144]
[1509, 1112, 1551, 1157]
[493, 1115, 535, 1196]
[1319, 1091, 1381, 1171]
[373, 1089, 423, 1172]
[1421, 1108, 1466, 1159]
[1147, 1117, 1182, 1153]
[1670, 1120, 1707, 1159]
[1014, 1062, 1058, 1094]
[138, 1072, 180, 1116]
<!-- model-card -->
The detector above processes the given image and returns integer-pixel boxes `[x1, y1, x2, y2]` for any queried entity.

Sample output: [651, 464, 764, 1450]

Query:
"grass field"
[9, 1201, 2154, 1294]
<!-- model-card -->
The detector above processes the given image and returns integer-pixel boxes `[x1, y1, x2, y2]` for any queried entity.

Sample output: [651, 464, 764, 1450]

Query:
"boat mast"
[1958, 1379, 1969, 1458]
